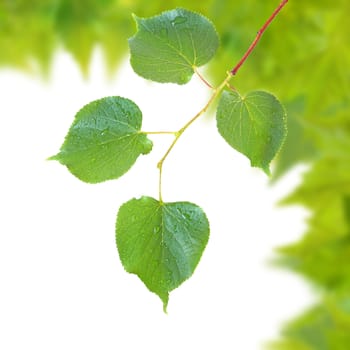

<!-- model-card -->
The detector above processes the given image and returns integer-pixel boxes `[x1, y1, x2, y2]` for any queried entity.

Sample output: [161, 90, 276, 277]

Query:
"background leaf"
[269, 293, 350, 350]
[50, 96, 153, 183]
[128, 8, 219, 84]
[116, 196, 210, 311]
[216, 90, 287, 174]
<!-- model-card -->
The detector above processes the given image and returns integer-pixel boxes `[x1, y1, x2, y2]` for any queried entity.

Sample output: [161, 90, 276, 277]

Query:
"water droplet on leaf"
[171, 16, 187, 26]
[101, 129, 109, 136]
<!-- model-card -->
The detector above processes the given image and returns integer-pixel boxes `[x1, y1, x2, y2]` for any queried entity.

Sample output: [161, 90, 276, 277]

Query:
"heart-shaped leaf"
[50, 96, 152, 183]
[216, 90, 287, 174]
[128, 8, 219, 84]
[116, 196, 210, 311]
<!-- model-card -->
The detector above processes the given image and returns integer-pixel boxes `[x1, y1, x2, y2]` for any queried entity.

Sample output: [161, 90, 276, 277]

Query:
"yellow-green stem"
[157, 72, 233, 202]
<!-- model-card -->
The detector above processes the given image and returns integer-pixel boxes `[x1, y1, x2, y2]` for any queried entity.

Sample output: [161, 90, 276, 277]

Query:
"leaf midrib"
[139, 19, 195, 68]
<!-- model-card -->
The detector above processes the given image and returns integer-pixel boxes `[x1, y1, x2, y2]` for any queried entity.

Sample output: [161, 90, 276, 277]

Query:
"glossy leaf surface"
[216, 90, 287, 174]
[128, 8, 219, 84]
[50, 97, 152, 183]
[116, 196, 210, 311]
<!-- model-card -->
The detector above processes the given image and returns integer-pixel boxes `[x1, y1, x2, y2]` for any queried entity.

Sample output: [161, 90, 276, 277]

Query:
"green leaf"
[274, 296, 350, 350]
[116, 196, 210, 311]
[50, 97, 153, 184]
[128, 8, 219, 84]
[216, 90, 287, 174]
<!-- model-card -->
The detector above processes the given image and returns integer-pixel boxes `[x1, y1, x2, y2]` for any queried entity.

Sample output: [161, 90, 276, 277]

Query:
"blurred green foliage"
[1, 0, 349, 349]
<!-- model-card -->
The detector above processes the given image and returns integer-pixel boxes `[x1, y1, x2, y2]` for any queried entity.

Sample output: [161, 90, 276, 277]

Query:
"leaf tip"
[131, 13, 141, 25]
[250, 159, 271, 176]
[262, 165, 271, 176]
[161, 293, 169, 314]
[47, 154, 59, 161]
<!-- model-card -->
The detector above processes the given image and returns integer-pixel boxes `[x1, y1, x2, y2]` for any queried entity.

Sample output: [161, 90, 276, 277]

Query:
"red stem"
[231, 0, 288, 75]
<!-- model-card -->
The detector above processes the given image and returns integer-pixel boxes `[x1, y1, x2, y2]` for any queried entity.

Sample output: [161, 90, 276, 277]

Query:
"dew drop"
[100, 128, 109, 137]
[153, 227, 161, 235]
[171, 16, 187, 26]
[184, 213, 191, 220]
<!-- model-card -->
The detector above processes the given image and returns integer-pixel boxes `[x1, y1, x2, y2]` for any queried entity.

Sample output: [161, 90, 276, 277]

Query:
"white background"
[0, 50, 313, 349]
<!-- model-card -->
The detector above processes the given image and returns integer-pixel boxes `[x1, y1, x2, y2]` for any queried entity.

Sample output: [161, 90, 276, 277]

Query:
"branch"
[157, 72, 232, 202]
[231, 0, 288, 75]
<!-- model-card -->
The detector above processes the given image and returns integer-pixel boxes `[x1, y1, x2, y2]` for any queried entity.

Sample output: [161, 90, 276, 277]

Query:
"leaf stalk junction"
[147, 71, 232, 203]
[144, 0, 289, 203]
